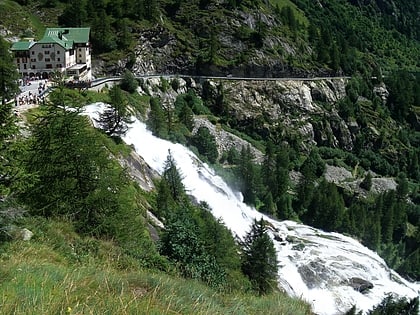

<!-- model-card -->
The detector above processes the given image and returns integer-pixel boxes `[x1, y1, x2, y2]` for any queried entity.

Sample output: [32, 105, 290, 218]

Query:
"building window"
[24, 64, 27, 69]
[46, 64, 52, 69]
[31, 51, 34, 55]
[57, 57, 60, 61]
[45, 51, 50, 54]
[17, 58, 20, 63]
[45, 58, 50, 62]
[32, 65, 35, 69]
[79, 54, 82, 58]
[31, 58, 36, 62]
[57, 51, 60, 54]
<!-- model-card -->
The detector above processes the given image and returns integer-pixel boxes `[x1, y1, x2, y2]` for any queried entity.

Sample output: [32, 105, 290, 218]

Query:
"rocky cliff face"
[137, 76, 352, 155]
[93, 9, 329, 78]
[217, 78, 352, 150]
[132, 76, 398, 195]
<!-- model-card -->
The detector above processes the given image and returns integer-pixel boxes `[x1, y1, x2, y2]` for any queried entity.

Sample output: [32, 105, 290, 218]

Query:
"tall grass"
[0, 219, 312, 315]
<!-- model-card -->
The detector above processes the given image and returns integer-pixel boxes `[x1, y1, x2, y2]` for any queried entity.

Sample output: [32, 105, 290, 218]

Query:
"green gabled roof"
[43, 28, 90, 44]
[10, 28, 90, 52]
[37, 35, 73, 49]
[11, 41, 34, 51]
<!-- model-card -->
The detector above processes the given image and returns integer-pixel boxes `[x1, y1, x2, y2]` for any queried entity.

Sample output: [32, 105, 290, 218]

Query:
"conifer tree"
[97, 85, 132, 136]
[238, 145, 259, 205]
[381, 191, 395, 243]
[396, 172, 409, 200]
[191, 127, 218, 163]
[240, 218, 278, 295]
[0, 37, 18, 105]
[360, 171, 373, 191]
[120, 69, 138, 93]
[21, 82, 132, 236]
[147, 97, 167, 138]
[162, 150, 185, 202]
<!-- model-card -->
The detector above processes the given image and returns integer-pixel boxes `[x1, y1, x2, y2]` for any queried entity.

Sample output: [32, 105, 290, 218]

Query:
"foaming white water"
[85, 103, 419, 315]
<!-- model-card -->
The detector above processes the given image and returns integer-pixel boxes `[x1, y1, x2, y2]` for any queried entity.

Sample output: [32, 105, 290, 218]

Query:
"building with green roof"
[11, 27, 91, 81]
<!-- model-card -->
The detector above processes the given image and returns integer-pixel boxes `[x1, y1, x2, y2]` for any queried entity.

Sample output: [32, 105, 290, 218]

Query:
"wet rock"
[348, 277, 373, 293]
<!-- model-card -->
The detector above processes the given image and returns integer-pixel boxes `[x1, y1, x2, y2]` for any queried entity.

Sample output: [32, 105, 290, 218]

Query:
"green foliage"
[385, 71, 416, 123]
[303, 179, 345, 232]
[20, 85, 135, 237]
[366, 296, 419, 315]
[97, 85, 133, 136]
[360, 172, 372, 191]
[0, 225, 312, 315]
[120, 70, 138, 93]
[240, 218, 278, 295]
[159, 216, 226, 288]
[147, 97, 168, 138]
[162, 150, 186, 203]
[190, 127, 218, 164]
[0, 37, 19, 105]
[237, 145, 261, 206]
[175, 89, 210, 116]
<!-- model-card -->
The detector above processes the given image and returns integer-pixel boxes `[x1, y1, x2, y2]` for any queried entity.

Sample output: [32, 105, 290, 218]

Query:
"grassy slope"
[0, 0, 45, 39]
[0, 218, 312, 315]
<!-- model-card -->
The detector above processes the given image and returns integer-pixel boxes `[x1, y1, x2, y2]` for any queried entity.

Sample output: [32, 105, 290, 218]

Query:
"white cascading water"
[85, 103, 419, 315]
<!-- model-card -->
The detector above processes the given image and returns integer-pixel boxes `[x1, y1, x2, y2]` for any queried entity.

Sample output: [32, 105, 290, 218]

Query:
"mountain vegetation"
[0, 0, 419, 314]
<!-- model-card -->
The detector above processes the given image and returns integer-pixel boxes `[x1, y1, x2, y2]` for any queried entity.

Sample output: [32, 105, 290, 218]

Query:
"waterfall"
[84, 103, 419, 315]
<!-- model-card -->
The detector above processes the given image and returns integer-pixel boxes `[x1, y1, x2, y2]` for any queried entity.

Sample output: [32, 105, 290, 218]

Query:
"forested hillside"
[0, 0, 419, 314]
[4, 0, 420, 76]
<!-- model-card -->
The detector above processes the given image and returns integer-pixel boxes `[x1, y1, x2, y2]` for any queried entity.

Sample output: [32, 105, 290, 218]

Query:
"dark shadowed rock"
[348, 277, 373, 293]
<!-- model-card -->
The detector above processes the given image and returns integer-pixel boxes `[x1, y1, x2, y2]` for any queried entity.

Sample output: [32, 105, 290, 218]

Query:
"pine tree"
[191, 127, 218, 164]
[381, 191, 395, 243]
[120, 70, 138, 93]
[162, 150, 185, 202]
[240, 218, 278, 295]
[21, 82, 132, 236]
[97, 85, 132, 136]
[0, 37, 18, 105]
[238, 145, 259, 205]
[360, 171, 373, 191]
[304, 179, 345, 232]
[396, 172, 409, 200]
[261, 191, 277, 216]
[147, 97, 167, 138]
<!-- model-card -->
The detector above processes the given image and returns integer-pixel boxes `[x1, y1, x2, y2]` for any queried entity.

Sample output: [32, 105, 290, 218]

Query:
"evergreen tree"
[162, 150, 185, 202]
[366, 296, 419, 315]
[0, 92, 32, 198]
[396, 172, 409, 200]
[240, 218, 278, 295]
[238, 145, 260, 205]
[120, 70, 138, 93]
[0, 37, 18, 105]
[177, 102, 194, 131]
[58, 0, 87, 27]
[191, 127, 218, 164]
[91, 9, 116, 53]
[381, 191, 395, 243]
[304, 179, 345, 232]
[262, 141, 277, 195]
[261, 191, 277, 216]
[360, 171, 372, 191]
[97, 85, 132, 136]
[21, 83, 132, 236]
[147, 97, 167, 138]
[155, 178, 175, 218]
